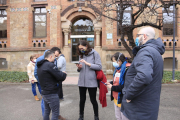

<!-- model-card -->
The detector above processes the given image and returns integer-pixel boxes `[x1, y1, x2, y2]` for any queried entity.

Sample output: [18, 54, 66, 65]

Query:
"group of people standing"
[27, 47, 67, 120]
[27, 27, 165, 120]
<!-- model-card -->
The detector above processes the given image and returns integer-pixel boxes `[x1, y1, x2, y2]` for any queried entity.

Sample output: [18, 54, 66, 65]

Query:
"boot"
[78, 115, 84, 120]
[58, 115, 66, 120]
[34, 95, 40, 101]
[94, 116, 99, 120]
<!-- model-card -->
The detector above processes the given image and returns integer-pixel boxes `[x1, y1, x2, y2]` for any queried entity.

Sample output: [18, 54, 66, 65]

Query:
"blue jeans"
[31, 82, 41, 96]
[43, 94, 59, 120]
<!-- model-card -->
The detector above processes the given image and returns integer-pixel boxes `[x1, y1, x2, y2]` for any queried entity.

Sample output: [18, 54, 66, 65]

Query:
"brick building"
[0, 0, 180, 77]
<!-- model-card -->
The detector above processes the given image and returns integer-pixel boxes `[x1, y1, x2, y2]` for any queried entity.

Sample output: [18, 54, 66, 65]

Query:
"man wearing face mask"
[27, 55, 41, 101]
[121, 27, 165, 120]
[51, 47, 66, 101]
[37, 50, 67, 120]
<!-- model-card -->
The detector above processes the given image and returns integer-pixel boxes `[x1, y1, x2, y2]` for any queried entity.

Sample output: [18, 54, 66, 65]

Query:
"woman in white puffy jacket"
[27, 55, 41, 101]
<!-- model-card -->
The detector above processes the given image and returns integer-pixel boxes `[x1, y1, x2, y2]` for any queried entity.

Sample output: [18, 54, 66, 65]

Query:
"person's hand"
[105, 82, 111, 85]
[62, 71, 66, 74]
[79, 59, 91, 66]
[76, 64, 82, 70]
[126, 99, 131, 103]
[31, 80, 35, 84]
[106, 84, 112, 89]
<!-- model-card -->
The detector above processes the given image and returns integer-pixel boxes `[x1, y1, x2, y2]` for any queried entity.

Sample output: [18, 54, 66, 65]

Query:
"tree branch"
[132, 22, 162, 30]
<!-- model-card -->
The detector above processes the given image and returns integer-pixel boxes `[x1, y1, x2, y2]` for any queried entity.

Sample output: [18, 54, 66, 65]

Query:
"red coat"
[95, 70, 108, 107]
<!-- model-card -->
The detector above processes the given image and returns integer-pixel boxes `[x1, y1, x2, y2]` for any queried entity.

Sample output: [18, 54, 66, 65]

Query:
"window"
[0, 0, 6, 5]
[164, 57, 177, 69]
[34, 0, 47, 2]
[163, 6, 176, 36]
[33, 8, 47, 38]
[0, 9, 7, 38]
[71, 18, 94, 35]
[117, 6, 131, 36]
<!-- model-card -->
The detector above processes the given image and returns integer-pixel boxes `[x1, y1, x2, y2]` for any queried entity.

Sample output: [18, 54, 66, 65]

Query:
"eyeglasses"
[136, 34, 148, 37]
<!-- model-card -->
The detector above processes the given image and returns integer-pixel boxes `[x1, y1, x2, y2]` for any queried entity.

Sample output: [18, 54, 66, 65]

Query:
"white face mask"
[33, 59, 36, 62]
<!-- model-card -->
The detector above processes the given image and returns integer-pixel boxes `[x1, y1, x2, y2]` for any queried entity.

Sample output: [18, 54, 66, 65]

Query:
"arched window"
[43, 43, 46, 47]
[164, 42, 166, 46]
[38, 43, 41, 47]
[118, 42, 121, 46]
[33, 43, 36, 47]
[169, 42, 171, 46]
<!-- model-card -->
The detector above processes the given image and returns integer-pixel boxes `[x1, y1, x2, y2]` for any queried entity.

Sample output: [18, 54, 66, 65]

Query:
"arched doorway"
[71, 18, 94, 61]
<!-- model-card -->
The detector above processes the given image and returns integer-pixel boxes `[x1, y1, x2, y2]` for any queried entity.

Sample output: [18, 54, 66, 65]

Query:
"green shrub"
[0, 71, 179, 83]
[162, 71, 180, 83]
[0, 71, 28, 83]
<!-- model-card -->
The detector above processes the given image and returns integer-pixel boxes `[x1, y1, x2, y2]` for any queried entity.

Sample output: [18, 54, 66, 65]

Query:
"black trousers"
[58, 82, 63, 99]
[79, 87, 98, 116]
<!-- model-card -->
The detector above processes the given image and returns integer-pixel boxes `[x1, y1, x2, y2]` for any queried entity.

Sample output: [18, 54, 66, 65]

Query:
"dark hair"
[51, 47, 61, 54]
[111, 52, 132, 63]
[44, 50, 54, 58]
[77, 40, 92, 58]
[30, 55, 36, 61]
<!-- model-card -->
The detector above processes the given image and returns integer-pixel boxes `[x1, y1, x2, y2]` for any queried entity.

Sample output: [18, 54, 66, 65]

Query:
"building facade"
[0, 0, 180, 77]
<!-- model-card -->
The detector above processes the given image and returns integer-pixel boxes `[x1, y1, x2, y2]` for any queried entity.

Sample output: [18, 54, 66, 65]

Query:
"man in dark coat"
[37, 50, 67, 120]
[121, 27, 165, 120]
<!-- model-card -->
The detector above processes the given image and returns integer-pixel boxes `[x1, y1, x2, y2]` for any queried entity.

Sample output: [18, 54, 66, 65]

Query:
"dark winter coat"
[121, 38, 165, 120]
[37, 59, 67, 95]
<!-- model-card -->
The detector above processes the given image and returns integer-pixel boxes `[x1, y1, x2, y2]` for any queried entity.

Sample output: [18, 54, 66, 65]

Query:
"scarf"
[113, 61, 127, 104]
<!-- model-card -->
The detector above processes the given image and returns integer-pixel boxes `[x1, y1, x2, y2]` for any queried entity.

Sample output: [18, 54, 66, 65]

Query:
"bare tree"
[87, 0, 180, 57]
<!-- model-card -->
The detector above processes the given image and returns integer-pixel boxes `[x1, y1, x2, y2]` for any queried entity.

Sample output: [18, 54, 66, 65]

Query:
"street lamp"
[172, 0, 176, 81]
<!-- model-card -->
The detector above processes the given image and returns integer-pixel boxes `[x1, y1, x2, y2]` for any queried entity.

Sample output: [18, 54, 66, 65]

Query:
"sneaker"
[60, 98, 64, 101]
[58, 115, 66, 120]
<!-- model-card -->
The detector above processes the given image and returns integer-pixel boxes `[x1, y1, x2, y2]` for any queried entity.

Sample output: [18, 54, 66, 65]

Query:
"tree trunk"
[120, 35, 134, 58]
[127, 29, 136, 49]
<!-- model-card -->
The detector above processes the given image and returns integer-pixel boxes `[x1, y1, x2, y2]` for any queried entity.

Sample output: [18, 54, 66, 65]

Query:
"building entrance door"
[71, 18, 94, 62]
[71, 35, 94, 62]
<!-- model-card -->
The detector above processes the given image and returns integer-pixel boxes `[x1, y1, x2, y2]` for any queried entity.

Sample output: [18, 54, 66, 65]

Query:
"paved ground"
[0, 82, 180, 120]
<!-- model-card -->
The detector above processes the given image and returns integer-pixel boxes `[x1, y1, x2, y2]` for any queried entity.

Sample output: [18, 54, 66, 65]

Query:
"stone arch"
[61, 4, 99, 20]
[61, 5, 102, 62]
[61, 7, 102, 46]
[67, 11, 96, 23]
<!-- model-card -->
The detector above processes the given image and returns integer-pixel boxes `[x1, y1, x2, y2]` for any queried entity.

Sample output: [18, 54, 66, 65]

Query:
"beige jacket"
[27, 61, 37, 82]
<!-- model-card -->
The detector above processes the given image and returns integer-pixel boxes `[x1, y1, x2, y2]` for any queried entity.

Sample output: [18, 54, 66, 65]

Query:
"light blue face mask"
[135, 37, 139, 46]
[112, 53, 122, 68]
[113, 62, 119, 68]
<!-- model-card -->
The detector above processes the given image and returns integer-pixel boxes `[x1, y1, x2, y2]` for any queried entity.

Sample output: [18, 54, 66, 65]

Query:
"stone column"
[62, 28, 71, 62]
[94, 28, 102, 47]
[63, 28, 70, 46]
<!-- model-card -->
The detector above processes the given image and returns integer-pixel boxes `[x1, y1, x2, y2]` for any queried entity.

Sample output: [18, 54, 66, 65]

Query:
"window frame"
[162, 7, 177, 36]
[33, 7, 47, 38]
[0, 9, 7, 39]
[0, 0, 6, 5]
